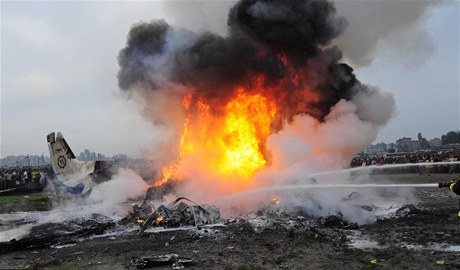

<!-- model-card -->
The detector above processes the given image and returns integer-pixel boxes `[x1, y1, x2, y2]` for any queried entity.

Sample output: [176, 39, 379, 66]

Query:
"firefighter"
[439, 178, 460, 218]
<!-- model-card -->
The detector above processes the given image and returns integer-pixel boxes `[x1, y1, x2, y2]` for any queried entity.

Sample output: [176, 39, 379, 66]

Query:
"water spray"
[307, 161, 460, 178]
[223, 183, 440, 200]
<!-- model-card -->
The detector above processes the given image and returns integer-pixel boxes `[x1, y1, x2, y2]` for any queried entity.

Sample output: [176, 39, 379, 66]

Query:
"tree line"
[441, 130, 460, 145]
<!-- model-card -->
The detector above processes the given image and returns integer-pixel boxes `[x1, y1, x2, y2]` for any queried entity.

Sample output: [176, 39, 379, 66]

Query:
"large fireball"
[117, 0, 395, 197]
[155, 82, 277, 188]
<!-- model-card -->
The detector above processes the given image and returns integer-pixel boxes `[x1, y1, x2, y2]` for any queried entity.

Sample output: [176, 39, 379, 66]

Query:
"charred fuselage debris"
[320, 214, 358, 229]
[121, 196, 221, 233]
[145, 180, 179, 201]
[131, 254, 194, 269]
[395, 204, 419, 217]
[0, 218, 115, 254]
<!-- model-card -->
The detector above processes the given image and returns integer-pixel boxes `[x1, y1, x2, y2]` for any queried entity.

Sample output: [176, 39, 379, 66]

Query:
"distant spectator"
[5, 171, 12, 188]
[350, 152, 460, 174]
[449, 156, 458, 174]
[23, 170, 28, 183]
[39, 170, 47, 187]
[424, 158, 432, 176]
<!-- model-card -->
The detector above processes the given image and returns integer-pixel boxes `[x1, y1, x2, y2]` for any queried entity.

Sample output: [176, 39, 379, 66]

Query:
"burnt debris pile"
[121, 196, 220, 233]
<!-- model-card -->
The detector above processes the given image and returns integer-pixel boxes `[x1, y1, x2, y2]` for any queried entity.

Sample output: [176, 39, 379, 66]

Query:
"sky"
[1, 0, 459, 158]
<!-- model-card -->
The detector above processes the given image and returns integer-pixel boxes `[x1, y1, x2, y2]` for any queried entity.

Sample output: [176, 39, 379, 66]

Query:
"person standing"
[439, 178, 460, 218]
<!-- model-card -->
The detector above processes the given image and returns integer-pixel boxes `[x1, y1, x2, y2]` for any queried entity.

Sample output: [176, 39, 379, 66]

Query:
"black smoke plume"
[117, 0, 378, 123]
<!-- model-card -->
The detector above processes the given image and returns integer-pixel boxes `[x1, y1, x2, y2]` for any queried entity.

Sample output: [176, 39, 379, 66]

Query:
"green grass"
[0, 193, 50, 204]
[0, 193, 52, 212]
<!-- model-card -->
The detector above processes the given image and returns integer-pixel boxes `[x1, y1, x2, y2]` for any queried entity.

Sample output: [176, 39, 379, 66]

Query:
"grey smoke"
[334, 0, 441, 68]
[163, 0, 236, 35]
[159, 1, 442, 69]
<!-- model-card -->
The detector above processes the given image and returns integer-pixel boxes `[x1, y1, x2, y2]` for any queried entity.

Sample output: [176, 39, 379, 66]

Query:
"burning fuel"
[117, 0, 395, 200]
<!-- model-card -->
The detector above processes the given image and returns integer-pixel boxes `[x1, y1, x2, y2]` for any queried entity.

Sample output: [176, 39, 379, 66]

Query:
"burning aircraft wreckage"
[2, 0, 460, 269]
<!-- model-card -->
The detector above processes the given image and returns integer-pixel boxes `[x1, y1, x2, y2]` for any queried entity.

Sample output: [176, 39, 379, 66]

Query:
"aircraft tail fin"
[47, 132, 76, 174]
[47, 132, 95, 193]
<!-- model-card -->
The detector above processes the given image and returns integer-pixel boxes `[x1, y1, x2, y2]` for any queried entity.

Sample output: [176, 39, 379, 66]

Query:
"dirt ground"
[1, 173, 459, 270]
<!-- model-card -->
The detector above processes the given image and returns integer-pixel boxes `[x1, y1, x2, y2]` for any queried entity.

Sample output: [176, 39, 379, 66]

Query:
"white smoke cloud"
[87, 168, 147, 216]
[264, 96, 393, 174]
[237, 92, 398, 224]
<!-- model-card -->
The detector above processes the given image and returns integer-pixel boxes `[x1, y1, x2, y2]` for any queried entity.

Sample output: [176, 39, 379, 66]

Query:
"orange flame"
[155, 215, 164, 225]
[152, 81, 277, 190]
[216, 89, 275, 178]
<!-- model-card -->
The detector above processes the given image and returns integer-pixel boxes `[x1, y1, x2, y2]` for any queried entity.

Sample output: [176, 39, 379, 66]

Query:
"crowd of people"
[1, 153, 459, 191]
[350, 153, 460, 174]
[0, 167, 50, 191]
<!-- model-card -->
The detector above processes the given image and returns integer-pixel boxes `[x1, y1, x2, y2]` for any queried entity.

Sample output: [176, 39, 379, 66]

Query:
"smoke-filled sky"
[1, 0, 459, 158]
